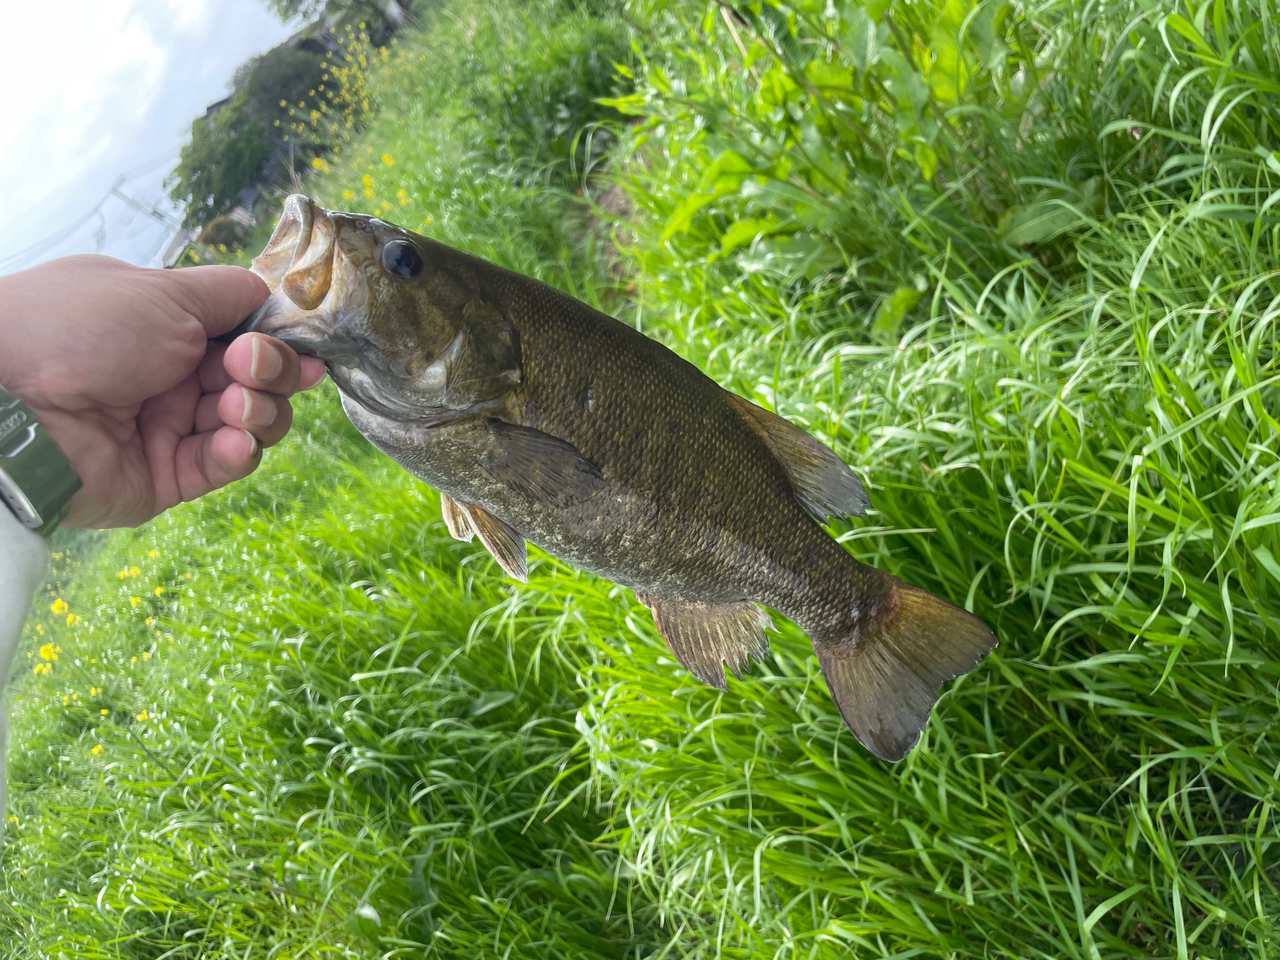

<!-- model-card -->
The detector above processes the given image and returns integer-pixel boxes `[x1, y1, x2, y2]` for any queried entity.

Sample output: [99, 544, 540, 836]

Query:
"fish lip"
[250, 194, 318, 291]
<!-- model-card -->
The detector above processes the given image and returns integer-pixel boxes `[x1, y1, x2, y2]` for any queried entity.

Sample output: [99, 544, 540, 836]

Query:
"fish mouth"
[234, 194, 365, 360]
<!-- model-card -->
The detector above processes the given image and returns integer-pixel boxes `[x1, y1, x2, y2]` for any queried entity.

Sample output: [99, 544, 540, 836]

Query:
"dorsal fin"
[725, 392, 870, 521]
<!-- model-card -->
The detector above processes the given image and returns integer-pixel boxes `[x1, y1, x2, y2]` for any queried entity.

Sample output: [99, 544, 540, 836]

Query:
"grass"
[4, 0, 1279, 957]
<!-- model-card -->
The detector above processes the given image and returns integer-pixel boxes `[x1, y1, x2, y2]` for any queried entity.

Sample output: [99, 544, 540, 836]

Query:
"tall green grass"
[4, 0, 1279, 957]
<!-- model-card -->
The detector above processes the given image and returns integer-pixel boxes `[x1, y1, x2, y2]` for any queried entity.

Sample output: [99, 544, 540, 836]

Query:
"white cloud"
[0, 0, 296, 269]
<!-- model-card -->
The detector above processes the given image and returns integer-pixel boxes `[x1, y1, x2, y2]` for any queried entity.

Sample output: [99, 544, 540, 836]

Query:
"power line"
[0, 169, 186, 274]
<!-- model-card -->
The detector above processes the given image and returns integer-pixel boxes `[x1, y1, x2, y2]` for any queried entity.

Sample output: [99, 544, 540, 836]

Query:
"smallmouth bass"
[240, 195, 996, 761]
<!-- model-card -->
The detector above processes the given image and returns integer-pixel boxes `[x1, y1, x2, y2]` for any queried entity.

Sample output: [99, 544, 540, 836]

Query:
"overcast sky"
[0, 0, 300, 274]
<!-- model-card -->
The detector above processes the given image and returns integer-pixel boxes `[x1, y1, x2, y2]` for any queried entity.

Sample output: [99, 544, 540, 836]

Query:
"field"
[3, 0, 1278, 957]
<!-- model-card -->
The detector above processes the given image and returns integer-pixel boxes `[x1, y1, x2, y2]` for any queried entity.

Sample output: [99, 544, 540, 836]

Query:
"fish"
[239, 194, 997, 761]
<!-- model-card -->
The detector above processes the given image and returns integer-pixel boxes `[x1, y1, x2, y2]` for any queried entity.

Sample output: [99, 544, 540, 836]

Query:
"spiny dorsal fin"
[724, 392, 870, 522]
[440, 494, 528, 583]
[813, 577, 996, 761]
[637, 594, 773, 690]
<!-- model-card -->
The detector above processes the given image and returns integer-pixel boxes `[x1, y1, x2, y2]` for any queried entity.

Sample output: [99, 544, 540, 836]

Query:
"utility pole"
[108, 175, 183, 230]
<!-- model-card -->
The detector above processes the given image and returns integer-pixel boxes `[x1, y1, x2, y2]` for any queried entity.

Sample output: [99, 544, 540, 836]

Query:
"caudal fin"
[814, 579, 996, 761]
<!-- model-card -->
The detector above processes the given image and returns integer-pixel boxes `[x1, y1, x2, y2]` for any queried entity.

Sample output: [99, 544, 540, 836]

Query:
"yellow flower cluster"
[283, 25, 391, 161]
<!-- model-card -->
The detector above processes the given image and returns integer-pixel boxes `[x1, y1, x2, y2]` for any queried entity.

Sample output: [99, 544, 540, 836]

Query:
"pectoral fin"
[638, 594, 773, 690]
[480, 421, 604, 508]
[725, 392, 870, 521]
[440, 493, 528, 582]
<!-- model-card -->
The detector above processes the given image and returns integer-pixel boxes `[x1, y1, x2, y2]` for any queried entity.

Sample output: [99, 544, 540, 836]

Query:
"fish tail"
[812, 572, 996, 762]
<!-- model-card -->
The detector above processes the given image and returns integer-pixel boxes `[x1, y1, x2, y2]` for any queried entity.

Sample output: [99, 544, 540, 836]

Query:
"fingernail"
[243, 430, 262, 459]
[241, 385, 277, 427]
[250, 336, 283, 382]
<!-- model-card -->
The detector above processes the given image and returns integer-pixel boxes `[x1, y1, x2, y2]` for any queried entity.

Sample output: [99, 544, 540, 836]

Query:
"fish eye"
[381, 240, 424, 280]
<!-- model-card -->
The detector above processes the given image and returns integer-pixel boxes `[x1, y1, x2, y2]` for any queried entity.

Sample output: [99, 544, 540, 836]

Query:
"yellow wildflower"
[91, 744, 104, 756]
[148, 550, 159, 559]
[33, 662, 50, 676]
[312, 157, 330, 173]
[66, 614, 81, 626]
[142, 651, 151, 661]
[154, 586, 165, 597]
[39, 643, 57, 662]
[145, 617, 155, 626]
[342, 189, 355, 201]
[90, 686, 101, 697]
[130, 596, 142, 608]
[51, 598, 68, 615]
[136, 710, 149, 722]
[397, 189, 409, 206]
[130, 566, 141, 578]
[381, 154, 394, 167]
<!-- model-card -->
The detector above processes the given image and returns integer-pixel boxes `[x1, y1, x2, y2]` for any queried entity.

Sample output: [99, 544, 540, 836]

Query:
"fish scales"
[241, 195, 997, 761]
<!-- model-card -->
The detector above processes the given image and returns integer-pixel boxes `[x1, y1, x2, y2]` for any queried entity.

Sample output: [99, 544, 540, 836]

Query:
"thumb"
[162, 265, 271, 339]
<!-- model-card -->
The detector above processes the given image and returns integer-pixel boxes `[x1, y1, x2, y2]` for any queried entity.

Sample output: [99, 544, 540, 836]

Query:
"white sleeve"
[0, 507, 49, 823]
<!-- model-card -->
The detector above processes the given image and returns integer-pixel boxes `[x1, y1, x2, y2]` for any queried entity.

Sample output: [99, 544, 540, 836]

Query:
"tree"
[239, 44, 327, 133]
[260, 0, 412, 35]
[166, 96, 273, 229]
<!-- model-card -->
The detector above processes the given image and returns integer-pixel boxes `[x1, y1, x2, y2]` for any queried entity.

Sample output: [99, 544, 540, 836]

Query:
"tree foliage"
[261, 0, 407, 33]
[166, 95, 272, 229]
[237, 45, 327, 129]
[167, 42, 331, 228]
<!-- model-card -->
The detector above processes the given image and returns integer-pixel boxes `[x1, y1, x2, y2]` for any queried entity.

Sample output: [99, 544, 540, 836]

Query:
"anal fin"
[725, 392, 870, 521]
[638, 595, 773, 690]
[440, 494, 528, 583]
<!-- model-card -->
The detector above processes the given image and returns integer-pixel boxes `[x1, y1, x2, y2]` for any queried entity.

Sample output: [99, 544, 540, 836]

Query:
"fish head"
[242, 194, 520, 422]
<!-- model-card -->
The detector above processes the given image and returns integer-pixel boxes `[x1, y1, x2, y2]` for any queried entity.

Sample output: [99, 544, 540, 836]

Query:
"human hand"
[0, 254, 326, 528]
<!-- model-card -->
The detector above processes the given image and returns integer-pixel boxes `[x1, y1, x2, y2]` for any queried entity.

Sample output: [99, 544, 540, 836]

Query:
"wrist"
[0, 383, 82, 536]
